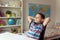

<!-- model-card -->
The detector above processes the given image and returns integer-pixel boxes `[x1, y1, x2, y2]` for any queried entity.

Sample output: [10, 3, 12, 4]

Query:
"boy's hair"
[36, 13, 45, 19]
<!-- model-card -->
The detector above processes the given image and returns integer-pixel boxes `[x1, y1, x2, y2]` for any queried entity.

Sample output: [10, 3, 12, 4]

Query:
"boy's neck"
[34, 21, 43, 24]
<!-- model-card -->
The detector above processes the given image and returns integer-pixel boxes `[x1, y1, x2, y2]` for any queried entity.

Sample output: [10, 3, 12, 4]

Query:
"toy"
[12, 13, 16, 17]
[0, 10, 2, 17]
[6, 10, 12, 17]
[0, 10, 5, 17]
[0, 20, 5, 26]
[8, 18, 16, 25]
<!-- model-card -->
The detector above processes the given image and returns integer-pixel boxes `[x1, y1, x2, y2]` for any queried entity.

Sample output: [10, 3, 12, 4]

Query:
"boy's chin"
[35, 21, 40, 23]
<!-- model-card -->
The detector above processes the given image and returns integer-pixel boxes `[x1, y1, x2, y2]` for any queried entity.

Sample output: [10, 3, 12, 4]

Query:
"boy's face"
[35, 14, 43, 23]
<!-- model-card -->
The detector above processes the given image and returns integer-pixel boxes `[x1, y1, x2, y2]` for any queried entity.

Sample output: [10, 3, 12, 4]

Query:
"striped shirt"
[26, 20, 44, 39]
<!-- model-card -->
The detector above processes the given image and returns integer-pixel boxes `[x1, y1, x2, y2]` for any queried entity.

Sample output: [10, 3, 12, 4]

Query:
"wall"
[23, 0, 56, 36]
[56, 0, 60, 22]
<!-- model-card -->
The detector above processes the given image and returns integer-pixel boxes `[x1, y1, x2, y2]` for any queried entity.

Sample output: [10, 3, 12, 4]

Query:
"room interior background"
[0, 0, 60, 37]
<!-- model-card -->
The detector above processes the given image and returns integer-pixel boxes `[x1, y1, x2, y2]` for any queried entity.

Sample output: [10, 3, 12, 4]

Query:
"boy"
[26, 13, 51, 40]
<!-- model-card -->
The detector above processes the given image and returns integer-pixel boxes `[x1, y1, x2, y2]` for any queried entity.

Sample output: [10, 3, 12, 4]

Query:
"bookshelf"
[0, 0, 23, 33]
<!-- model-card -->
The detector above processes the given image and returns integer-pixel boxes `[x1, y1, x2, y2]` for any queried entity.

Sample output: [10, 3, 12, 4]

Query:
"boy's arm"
[43, 17, 51, 26]
[27, 16, 35, 23]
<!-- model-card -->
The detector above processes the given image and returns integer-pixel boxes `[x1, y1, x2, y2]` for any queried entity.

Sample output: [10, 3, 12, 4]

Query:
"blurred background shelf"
[0, 25, 21, 28]
[0, 6, 21, 9]
[0, 0, 23, 33]
[0, 17, 21, 19]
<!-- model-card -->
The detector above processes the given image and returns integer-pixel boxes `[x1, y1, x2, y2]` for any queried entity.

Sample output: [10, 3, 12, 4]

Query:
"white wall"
[56, 0, 60, 22]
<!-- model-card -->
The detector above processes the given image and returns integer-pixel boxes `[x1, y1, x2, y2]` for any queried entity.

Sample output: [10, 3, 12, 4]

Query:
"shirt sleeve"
[29, 19, 34, 29]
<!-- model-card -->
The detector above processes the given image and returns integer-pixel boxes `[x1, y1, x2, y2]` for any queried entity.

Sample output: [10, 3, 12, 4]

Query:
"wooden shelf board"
[0, 25, 21, 28]
[0, 17, 21, 19]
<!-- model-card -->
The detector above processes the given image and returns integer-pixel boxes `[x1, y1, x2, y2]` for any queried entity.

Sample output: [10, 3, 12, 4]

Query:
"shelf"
[0, 6, 21, 9]
[0, 25, 21, 28]
[0, 0, 23, 33]
[0, 17, 21, 19]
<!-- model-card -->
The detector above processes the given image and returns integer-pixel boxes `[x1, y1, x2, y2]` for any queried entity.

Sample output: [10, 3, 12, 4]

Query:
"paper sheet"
[0, 32, 23, 40]
[0, 32, 36, 40]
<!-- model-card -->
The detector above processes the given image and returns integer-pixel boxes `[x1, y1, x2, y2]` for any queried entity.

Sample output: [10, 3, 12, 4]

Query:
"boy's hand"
[27, 16, 35, 23]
